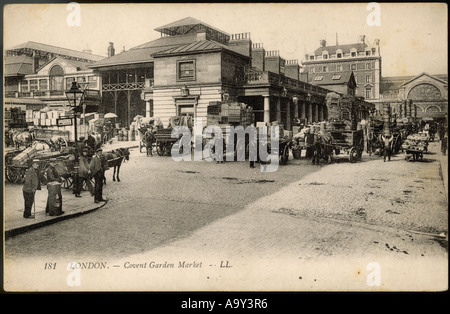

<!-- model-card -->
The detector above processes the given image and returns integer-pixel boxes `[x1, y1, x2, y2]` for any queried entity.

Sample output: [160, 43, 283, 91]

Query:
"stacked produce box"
[5, 107, 27, 128]
[382, 102, 391, 136]
[207, 101, 253, 128]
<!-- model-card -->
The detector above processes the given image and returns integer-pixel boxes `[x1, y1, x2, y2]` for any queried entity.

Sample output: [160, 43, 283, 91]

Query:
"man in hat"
[76, 148, 94, 197]
[45, 158, 64, 216]
[22, 159, 41, 218]
[92, 148, 107, 203]
[381, 134, 394, 162]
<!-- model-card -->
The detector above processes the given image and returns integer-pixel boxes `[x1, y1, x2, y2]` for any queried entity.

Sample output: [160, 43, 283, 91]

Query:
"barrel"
[47, 182, 62, 216]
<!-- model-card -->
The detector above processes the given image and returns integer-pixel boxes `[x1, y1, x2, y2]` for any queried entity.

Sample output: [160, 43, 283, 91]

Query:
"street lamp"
[65, 81, 85, 160]
[65, 81, 84, 195]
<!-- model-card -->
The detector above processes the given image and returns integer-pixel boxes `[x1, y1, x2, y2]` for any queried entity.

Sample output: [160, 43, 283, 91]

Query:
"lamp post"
[65, 81, 85, 195]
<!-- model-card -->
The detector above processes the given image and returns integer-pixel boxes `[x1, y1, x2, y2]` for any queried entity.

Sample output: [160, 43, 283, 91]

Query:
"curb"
[5, 201, 108, 239]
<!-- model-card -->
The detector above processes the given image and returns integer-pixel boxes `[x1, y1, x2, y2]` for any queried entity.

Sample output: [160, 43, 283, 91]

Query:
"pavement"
[4, 137, 140, 239]
[4, 135, 448, 239]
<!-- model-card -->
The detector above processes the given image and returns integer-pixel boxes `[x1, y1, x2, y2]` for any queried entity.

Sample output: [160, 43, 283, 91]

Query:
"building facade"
[380, 73, 448, 121]
[90, 17, 334, 131]
[302, 35, 382, 107]
[4, 41, 103, 111]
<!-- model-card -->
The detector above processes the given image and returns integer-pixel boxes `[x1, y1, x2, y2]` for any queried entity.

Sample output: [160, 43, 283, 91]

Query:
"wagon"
[329, 129, 364, 163]
[154, 128, 185, 156]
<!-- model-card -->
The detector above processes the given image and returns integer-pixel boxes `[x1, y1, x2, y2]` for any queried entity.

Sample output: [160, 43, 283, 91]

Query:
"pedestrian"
[92, 148, 107, 203]
[86, 132, 96, 152]
[381, 134, 394, 162]
[22, 159, 41, 219]
[212, 133, 225, 163]
[441, 126, 448, 156]
[45, 158, 64, 216]
[76, 148, 94, 197]
[144, 128, 155, 157]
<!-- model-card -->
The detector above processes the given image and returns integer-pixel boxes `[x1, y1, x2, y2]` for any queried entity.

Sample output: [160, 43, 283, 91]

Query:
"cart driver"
[144, 129, 156, 157]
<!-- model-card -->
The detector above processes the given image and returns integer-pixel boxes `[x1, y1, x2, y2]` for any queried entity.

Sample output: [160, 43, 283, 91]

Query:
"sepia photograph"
[2, 2, 448, 296]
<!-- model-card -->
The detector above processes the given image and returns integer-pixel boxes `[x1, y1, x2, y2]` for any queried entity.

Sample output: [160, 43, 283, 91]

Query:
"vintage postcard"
[3, 2, 448, 298]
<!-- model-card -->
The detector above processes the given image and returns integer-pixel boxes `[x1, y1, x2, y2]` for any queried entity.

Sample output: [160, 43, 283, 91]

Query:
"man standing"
[45, 158, 64, 216]
[22, 159, 41, 219]
[381, 134, 394, 162]
[92, 148, 107, 203]
[76, 148, 94, 197]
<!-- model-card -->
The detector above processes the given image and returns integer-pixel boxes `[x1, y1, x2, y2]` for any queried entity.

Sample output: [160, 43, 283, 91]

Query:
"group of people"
[22, 142, 110, 219]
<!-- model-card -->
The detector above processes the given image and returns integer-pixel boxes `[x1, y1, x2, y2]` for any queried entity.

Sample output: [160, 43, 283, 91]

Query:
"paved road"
[4, 141, 448, 292]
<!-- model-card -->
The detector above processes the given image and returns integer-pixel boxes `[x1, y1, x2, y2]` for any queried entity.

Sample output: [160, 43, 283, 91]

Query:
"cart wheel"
[156, 142, 165, 156]
[349, 147, 358, 163]
[61, 176, 73, 189]
[5, 166, 18, 183]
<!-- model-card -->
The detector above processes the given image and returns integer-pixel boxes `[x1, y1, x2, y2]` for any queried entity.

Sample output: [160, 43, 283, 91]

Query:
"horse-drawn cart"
[329, 129, 364, 163]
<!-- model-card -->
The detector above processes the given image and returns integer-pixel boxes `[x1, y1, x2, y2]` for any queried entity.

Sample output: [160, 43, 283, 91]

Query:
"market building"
[89, 17, 337, 131]
[4, 41, 103, 112]
[380, 72, 448, 122]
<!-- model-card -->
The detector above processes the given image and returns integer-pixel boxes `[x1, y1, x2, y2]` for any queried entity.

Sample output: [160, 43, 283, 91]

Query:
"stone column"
[263, 95, 270, 124]
[301, 101, 306, 120]
[276, 97, 281, 123]
[145, 100, 151, 118]
[293, 97, 299, 119]
[286, 99, 291, 130]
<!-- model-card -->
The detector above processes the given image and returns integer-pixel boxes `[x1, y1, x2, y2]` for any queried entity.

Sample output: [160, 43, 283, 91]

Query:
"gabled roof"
[399, 72, 448, 87]
[155, 17, 229, 37]
[89, 34, 199, 68]
[4, 55, 33, 76]
[6, 41, 104, 62]
[35, 55, 93, 72]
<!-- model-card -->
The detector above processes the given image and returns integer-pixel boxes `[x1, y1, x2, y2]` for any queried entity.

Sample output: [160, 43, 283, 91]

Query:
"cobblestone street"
[4, 139, 447, 291]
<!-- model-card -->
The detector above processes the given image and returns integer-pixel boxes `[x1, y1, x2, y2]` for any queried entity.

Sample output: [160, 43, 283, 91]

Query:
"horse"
[11, 129, 34, 149]
[103, 147, 130, 182]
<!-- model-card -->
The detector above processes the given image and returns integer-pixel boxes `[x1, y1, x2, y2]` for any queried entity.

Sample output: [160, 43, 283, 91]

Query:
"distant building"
[4, 41, 103, 110]
[380, 73, 448, 121]
[302, 35, 381, 107]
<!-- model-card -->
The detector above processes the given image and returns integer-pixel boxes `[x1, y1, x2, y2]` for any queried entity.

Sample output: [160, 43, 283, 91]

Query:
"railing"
[102, 81, 151, 91]
[244, 70, 331, 95]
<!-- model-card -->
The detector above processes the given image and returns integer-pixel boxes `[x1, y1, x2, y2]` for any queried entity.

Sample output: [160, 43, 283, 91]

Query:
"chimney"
[320, 39, 326, 47]
[251, 43, 265, 71]
[229, 32, 252, 57]
[265, 50, 283, 75]
[359, 35, 366, 44]
[285, 60, 300, 80]
[107, 42, 115, 57]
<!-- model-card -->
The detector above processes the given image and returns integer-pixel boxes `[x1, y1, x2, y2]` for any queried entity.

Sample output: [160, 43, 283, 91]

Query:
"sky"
[3, 2, 448, 78]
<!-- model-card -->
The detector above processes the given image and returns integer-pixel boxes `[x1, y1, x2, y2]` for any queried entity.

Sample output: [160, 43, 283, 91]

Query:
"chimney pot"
[320, 40, 326, 47]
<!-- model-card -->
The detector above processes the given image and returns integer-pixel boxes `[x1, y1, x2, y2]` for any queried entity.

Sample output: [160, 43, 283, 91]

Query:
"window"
[39, 79, 48, 90]
[351, 64, 356, 71]
[336, 65, 342, 72]
[365, 88, 372, 99]
[337, 53, 342, 58]
[332, 75, 341, 80]
[21, 80, 29, 92]
[365, 75, 371, 83]
[366, 63, 371, 70]
[309, 67, 315, 74]
[177, 60, 196, 81]
[322, 53, 328, 60]
[322, 66, 328, 72]
[88, 76, 98, 89]
[49, 65, 64, 90]
[309, 55, 315, 60]
[366, 51, 371, 56]
[314, 76, 323, 81]
[351, 51, 357, 57]
[30, 80, 38, 91]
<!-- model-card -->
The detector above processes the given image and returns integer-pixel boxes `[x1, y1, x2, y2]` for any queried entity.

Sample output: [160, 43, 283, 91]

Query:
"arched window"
[49, 65, 64, 91]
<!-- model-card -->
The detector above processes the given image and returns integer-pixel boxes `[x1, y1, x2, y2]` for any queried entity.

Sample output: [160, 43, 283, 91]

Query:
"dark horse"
[103, 148, 130, 182]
